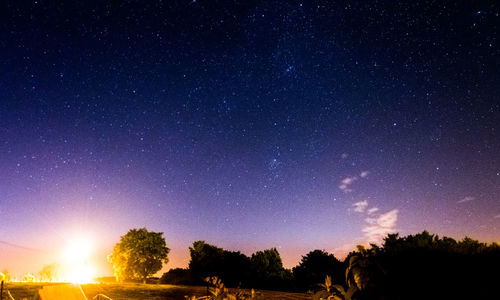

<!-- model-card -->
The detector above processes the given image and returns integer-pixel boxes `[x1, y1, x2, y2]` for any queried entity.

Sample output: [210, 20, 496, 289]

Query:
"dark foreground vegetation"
[161, 231, 500, 300]
[5, 283, 309, 300]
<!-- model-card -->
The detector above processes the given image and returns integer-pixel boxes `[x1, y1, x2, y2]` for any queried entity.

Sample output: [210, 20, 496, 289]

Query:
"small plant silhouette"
[313, 275, 357, 300]
[185, 276, 256, 300]
[206, 276, 226, 298]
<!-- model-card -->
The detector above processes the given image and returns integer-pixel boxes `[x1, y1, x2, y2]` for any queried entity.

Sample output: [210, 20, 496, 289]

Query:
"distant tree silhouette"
[188, 241, 251, 287]
[251, 248, 284, 279]
[188, 241, 225, 285]
[187, 242, 293, 290]
[292, 249, 344, 292]
[108, 228, 169, 283]
[39, 264, 59, 282]
[250, 248, 292, 290]
[220, 249, 252, 287]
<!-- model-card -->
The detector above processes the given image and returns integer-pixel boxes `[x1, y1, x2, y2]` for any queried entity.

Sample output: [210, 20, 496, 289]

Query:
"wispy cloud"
[353, 200, 368, 213]
[362, 209, 399, 244]
[348, 199, 399, 245]
[494, 214, 500, 219]
[339, 170, 370, 192]
[457, 196, 475, 204]
[339, 176, 358, 192]
[342, 177, 357, 185]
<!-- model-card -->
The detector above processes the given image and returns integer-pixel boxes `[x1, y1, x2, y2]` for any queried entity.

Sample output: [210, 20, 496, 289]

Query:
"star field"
[0, 0, 499, 275]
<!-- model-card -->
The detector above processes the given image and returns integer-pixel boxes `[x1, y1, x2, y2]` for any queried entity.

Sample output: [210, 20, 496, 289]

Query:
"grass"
[4, 282, 310, 300]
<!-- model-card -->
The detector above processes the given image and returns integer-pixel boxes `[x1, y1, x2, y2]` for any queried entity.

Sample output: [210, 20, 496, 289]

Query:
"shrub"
[161, 268, 192, 285]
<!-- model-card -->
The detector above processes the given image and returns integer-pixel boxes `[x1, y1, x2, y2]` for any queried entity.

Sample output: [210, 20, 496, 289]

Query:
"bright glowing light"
[60, 237, 96, 283]
[62, 265, 95, 284]
[63, 238, 92, 263]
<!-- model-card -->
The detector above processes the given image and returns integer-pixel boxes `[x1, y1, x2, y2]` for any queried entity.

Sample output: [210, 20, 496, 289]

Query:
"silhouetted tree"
[251, 248, 283, 278]
[188, 241, 225, 285]
[344, 246, 387, 299]
[293, 250, 344, 292]
[250, 248, 291, 290]
[188, 241, 252, 287]
[221, 250, 252, 287]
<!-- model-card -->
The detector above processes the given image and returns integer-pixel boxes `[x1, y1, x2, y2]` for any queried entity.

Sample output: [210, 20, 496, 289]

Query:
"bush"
[160, 268, 192, 285]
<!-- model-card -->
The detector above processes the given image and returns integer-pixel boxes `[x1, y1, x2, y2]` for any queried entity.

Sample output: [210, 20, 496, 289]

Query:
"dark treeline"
[161, 231, 500, 299]
[166, 241, 296, 290]
[361, 231, 500, 299]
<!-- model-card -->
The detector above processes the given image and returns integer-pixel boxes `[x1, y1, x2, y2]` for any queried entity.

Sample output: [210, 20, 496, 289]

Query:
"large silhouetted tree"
[108, 228, 169, 283]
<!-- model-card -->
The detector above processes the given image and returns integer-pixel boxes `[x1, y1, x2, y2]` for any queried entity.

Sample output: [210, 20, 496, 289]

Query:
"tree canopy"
[108, 228, 169, 283]
[188, 240, 251, 287]
[251, 248, 285, 280]
[292, 250, 344, 291]
[187, 242, 291, 289]
[250, 248, 292, 290]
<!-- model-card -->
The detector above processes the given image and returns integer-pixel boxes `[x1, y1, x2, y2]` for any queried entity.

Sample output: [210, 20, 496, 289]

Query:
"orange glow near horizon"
[59, 237, 96, 283]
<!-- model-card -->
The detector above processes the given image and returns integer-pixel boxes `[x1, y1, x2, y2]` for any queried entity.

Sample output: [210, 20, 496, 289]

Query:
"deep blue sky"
[1, 0, 499, 276]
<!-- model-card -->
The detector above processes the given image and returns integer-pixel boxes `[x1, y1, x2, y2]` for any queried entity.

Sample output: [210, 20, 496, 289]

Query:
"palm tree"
[316, 245, 385, 300]
[344, 246, 386, 299]
[345, 254, 372, 291]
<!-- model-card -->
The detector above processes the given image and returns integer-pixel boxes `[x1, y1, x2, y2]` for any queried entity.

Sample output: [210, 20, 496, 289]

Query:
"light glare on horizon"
[60, 237, 96, 283]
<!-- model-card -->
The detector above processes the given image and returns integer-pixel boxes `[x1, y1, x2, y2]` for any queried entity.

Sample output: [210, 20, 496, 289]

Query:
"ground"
[4, 283, 310, 300]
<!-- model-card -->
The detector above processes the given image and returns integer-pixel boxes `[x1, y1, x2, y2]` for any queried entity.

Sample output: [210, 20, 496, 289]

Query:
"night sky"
[1, 1, 499, 276]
